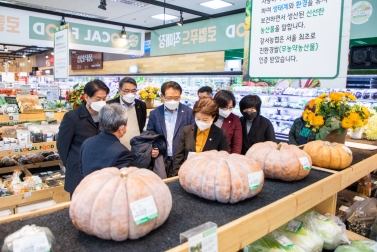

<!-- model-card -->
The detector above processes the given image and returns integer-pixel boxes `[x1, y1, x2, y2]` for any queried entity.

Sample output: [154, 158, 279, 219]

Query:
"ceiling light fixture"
[98, 0, 107, 10]
[22, 54, 26, 58]
[4, 46, 8, 52]
[45, 53, 48, 59]
[121, 26, 127, 38]
[51, 51, 54, 55]
[151, 14, 178, 21]
[27, 57, 30, 63]
[177, 11, 184, 26]
[60, 16, 66, 26]
[110, 0, 147, 7]
[200, 0, 233, 9]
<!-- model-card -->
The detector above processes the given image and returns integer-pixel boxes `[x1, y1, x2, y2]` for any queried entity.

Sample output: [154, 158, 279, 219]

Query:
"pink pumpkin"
[70, 167, 172, 241]
[245, 141, 312, 181]
[179, 150, 264, 204]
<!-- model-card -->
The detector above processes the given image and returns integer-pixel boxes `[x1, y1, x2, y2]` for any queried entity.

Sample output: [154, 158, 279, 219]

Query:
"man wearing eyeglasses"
[107, 77, 146, 149]
[147, 81, 195, 177]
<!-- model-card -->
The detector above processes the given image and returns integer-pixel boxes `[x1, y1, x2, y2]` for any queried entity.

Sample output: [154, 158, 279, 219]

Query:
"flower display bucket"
[323, 129, 347, 144]
[145, 99, 154, 109]
[350, 128, 363, 140]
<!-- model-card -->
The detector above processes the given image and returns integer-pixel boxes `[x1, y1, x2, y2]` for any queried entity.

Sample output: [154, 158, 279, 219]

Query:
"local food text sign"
[249, 0, 344, 78]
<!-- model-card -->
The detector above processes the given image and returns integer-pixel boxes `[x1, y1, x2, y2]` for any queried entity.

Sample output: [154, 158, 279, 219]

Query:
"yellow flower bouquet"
[302, 92, 370, 140]
[138, 86, 160, 100]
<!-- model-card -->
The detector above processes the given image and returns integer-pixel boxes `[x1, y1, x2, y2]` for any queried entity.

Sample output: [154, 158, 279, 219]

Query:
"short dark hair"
[161, 81, 182, 96]
[192, 97, 218, 118]
[214, 90, 236, 109]
[239, 95, 262, 115]
[119, 77, 137, 89]
[197, 86, 213, 95]
[84, 79, 110, 97]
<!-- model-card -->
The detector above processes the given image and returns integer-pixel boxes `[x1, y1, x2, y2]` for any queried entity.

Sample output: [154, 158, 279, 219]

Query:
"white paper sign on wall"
[249, 1, 344, 78]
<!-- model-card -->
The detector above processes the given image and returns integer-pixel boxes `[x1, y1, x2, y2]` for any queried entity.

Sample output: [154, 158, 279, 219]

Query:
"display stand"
[0, 112, 66, 123]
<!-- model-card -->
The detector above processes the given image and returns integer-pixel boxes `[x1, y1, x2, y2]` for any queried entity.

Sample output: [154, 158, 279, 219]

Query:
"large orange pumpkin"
[245, 141, 312, 181]
[303, 140, 353, 169]
[178, 150, 264, 204]
[70, 167, 172, 241]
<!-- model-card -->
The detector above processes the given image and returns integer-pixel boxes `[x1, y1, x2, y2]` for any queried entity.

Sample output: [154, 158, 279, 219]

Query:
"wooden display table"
[0, 112, 65, 123]
[0, 143, 376, 251]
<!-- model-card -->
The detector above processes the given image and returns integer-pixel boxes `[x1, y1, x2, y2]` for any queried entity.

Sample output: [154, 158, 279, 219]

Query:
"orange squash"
[303, 140, 353, 169]
[70, 167, 172, 241]
[245, 141, 312, 181]
[178, 150, 264, 204]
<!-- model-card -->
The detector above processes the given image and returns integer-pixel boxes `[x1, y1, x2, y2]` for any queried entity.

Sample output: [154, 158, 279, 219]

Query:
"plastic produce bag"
[243, 232, 305, 252]
[277, 220, 323, 252]
[1, 224, 55, 252]
[297, 211, 343, 250]
[348, 198, 377, 238]
[335, 240, 377, 252]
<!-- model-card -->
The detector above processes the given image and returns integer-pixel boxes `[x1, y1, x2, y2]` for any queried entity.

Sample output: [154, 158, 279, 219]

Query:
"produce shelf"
[0, 142, 375, 251]
[0, 141, 57, 156]
[0, 112, 65, 123]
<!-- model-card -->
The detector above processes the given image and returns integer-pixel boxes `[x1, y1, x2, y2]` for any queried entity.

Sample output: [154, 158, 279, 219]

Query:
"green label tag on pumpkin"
[299, 157, 311, 170]
[248, 171, 263, 190]
[342, 146, 352, 155]
[130, 195, 159, 225]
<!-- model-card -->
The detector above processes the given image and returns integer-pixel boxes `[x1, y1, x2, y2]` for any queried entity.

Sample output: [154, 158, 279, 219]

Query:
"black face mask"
[242, 111, 258, 121]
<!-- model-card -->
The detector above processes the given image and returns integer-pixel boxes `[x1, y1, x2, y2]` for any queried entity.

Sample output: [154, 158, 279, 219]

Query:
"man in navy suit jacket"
[80, 104, 134, 177]
[147, 81, 194, 177]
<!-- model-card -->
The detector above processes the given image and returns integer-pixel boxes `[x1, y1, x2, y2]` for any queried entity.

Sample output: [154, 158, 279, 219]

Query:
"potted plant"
[55, 101, 64, 112]
[139, 86, 160, 109]
[302, 92, 370, 143]
[65, 83, 85, 109]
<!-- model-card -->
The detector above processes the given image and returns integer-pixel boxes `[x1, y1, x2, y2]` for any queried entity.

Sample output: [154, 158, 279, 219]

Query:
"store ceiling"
[0, 45, 52, 60]
[0, 0, 246, 29]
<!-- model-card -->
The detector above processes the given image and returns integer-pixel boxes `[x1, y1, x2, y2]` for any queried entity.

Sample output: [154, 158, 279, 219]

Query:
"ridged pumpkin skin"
[303, 140, 353, 169]
[245, 141, 312, 181]
[69, 167, 172, 241]
[178, 150, 264, 204]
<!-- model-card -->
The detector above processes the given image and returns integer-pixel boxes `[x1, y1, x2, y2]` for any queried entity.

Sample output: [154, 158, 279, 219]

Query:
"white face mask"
[219, 108, 231, 118]
[195, 120, 213, 131]
[123, 93, 136, 104]
[164, 100, 180, 110]
[90, 100, 106, 112]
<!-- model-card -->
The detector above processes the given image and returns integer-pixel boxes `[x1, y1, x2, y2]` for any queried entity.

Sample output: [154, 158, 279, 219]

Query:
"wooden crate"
[0, 141, 57, 156]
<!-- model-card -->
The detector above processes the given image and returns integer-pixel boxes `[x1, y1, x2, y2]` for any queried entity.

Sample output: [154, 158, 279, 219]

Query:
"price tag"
[286, 220, 303, 233]
[342, 146, 352, 155]
[4, 146, 10, 150]
[188, 226, 218, 252]
[275, 235, 293, 247]
[0, 83, 5, 88]
[13, 83, 21, 89]
[13, 232, 50, 252]
[8, 113, 19, 121]
[354, 196, 365, 201]
[130, 195, 158, 225]
[24, 192, 32, 198]
[248, 170, 263, 190]
[45, 112, 54, 119]
[299, 157, 311, 170]
[339, 205, 349, 212]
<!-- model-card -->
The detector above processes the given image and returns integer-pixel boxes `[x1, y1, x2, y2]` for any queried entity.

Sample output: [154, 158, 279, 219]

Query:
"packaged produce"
[278, 220, 323, 252]
[45, 153, 60, 161]
[16, 129, 30, 145]
[26, 153, 45, 163]
[348, 198, 377, 238]
[357, 174, 372, 198]
[1, 224, 55, 252]
[297, 211, 343, 250]
[0, 188, 11, 197]
[2, 104, 18, 114]
[243, 233, 304, 252]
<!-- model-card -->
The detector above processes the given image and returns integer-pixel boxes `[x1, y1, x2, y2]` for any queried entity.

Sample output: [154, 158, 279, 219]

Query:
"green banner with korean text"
[151, 13, 246, 57]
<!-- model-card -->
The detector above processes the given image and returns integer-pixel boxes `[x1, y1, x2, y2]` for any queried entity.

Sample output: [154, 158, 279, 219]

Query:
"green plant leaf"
[337, 127, 345, 134]
[317, 126, 331, 140]
[325, 117, 340, 130]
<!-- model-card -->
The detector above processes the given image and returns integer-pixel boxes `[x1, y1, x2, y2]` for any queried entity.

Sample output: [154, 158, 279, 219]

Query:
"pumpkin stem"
[277, 143, 283, 150]
[120, 171, 128, 179]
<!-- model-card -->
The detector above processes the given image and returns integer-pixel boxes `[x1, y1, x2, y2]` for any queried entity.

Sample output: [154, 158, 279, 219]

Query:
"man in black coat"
[80, 104, 134, 177]
[107, 77, 146, 150]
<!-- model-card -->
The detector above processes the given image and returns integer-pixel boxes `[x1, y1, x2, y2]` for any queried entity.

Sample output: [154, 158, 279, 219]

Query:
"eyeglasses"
[120, 89, 137, 94]
[164, 96, 180, 101]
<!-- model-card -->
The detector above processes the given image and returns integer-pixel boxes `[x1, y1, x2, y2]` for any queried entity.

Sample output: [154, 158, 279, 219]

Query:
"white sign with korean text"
[54, 25, 69, 79]
[249, 0, 344, 78]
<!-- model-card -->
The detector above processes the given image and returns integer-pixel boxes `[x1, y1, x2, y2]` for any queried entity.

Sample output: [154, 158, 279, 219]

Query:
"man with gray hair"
[79, 104, 134, 177]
